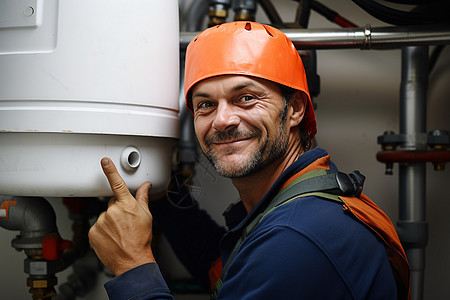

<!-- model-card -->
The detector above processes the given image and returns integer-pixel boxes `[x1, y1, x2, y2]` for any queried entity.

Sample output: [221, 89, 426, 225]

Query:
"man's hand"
[89, 157, 156, 276]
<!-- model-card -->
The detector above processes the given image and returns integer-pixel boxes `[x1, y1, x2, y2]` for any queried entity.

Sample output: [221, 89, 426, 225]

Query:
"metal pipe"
[184, 0, 209, 32]
[177, 0, 210, 179]
[0, 196, 58, 249]
[400, 47, 428, 149]
[398, 46, 429, 300]
[180, 25, 450, 49]
[0, 196, 62, 299]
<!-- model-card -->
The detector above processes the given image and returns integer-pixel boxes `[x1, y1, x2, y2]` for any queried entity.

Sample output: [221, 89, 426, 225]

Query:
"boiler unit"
[0, 0, 180, 197]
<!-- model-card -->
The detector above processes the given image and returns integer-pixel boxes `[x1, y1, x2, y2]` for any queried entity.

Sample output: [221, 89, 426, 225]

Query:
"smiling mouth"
[213, 137, 252, 145]
[205, 127, 261, 149]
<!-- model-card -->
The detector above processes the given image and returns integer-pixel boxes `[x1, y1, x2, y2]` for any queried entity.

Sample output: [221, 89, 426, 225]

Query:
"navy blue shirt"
[104, 148, 397, 299]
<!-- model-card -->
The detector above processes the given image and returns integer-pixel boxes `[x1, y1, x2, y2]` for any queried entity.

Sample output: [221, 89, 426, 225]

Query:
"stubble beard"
[203, 107, 290, 178]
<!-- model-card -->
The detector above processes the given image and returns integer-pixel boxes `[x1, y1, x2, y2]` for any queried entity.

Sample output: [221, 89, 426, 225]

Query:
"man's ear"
[288, 91, 307, 128]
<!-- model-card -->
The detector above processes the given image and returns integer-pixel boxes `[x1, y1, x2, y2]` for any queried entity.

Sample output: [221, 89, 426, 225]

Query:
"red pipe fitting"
[41, 233, 73, 261]
[376, 150, 450, 171]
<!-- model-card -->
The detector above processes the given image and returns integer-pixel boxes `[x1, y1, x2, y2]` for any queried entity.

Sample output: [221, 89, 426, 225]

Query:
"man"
[89, 22, 409, 299]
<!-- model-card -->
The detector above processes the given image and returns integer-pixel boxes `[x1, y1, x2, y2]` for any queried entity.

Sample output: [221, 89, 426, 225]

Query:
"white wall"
[1, 1, 449, 299]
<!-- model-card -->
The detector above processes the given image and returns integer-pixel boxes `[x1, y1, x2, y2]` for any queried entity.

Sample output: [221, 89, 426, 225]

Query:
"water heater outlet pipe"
[120, 146, 142, 172]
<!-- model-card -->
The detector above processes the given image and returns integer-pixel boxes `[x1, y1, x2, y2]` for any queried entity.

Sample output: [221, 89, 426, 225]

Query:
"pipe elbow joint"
[0, 196, 58, 249]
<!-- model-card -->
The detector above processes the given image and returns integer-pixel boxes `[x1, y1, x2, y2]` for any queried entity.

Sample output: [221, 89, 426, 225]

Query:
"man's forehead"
[191, 75, 277, 96]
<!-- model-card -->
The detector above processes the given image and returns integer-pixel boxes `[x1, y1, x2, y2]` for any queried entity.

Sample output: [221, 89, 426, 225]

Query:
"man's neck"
[231, 139, 304, 213]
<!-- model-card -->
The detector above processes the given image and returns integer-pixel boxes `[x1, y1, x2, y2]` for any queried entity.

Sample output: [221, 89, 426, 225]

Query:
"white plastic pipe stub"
[120, 146, 141, 171]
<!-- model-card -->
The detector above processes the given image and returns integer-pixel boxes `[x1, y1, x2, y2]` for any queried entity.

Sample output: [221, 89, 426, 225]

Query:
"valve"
[0, 197, 76, 299]
[377, 131, 401, 175]
[27, 276, 58, 300]
[428, 130, 450, 170]
[41, 233, 73, 261]
[233, 0, 257, 21]
[208, 0, 231, 27]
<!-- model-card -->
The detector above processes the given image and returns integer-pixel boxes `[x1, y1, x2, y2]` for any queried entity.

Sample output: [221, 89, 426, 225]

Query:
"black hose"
[258, 0, 286, 28]
[185, 0, 209, 32]
[351, 0, 450, 25]
[311, 1, 358, 28]
[429, 45, 445, 73]
[296, 0, 312, 28]
[381, 0, 431, 4]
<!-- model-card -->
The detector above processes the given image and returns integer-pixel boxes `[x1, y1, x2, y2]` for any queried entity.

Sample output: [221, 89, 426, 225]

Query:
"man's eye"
[197, 101, 215, 110]
[240, 95, 255, 102]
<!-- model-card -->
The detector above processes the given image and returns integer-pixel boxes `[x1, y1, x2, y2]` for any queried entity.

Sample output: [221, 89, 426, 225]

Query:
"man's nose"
[212, 102, 240, 131]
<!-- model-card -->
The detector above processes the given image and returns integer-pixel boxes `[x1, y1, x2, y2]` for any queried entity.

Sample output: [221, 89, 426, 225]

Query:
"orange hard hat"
[184, 21, 317, 138]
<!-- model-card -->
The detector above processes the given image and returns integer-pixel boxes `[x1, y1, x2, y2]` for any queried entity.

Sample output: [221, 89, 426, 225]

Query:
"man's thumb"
[136, 181, 152, 209]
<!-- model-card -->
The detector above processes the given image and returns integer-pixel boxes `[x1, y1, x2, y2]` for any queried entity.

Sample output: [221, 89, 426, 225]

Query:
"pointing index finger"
[101, 157, 132, 200]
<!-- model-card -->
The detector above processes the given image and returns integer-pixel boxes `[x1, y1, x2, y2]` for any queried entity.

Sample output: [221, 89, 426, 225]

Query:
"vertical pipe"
[399, 46, 428, 300]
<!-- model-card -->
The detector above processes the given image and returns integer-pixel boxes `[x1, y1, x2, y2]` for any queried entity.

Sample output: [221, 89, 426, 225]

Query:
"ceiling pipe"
[180, 25, 450, 50]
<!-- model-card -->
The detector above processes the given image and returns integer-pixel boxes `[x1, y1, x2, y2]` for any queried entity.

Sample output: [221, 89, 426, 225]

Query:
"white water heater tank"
[0, 0, 180, 196]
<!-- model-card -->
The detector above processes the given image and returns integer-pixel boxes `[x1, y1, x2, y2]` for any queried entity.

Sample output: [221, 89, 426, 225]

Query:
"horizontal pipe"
[376, 150, 450, 163]
[180, 25, 450, 50]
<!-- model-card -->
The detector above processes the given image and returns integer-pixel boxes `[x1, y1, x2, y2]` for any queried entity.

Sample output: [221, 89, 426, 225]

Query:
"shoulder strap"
[341, 194, 411, 300]
[211, 169, 365, 299]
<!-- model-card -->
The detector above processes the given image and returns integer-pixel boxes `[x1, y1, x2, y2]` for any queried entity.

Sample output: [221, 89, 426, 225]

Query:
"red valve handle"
[41, 233, 73, 261]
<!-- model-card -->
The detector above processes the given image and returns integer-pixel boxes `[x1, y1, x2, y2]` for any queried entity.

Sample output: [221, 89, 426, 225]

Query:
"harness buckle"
[336, 171, 365, 197]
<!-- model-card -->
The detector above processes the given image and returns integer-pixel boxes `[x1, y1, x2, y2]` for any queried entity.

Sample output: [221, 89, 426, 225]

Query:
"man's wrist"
[105, 263, 172, 300]
[113, 253, 156, 276]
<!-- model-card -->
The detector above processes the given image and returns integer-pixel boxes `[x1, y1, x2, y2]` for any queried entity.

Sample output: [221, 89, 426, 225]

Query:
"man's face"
[191, 75, 291, 178]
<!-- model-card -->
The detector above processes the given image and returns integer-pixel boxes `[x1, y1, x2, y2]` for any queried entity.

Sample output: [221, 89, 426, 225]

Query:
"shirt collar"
[222, 147, 330, 232]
